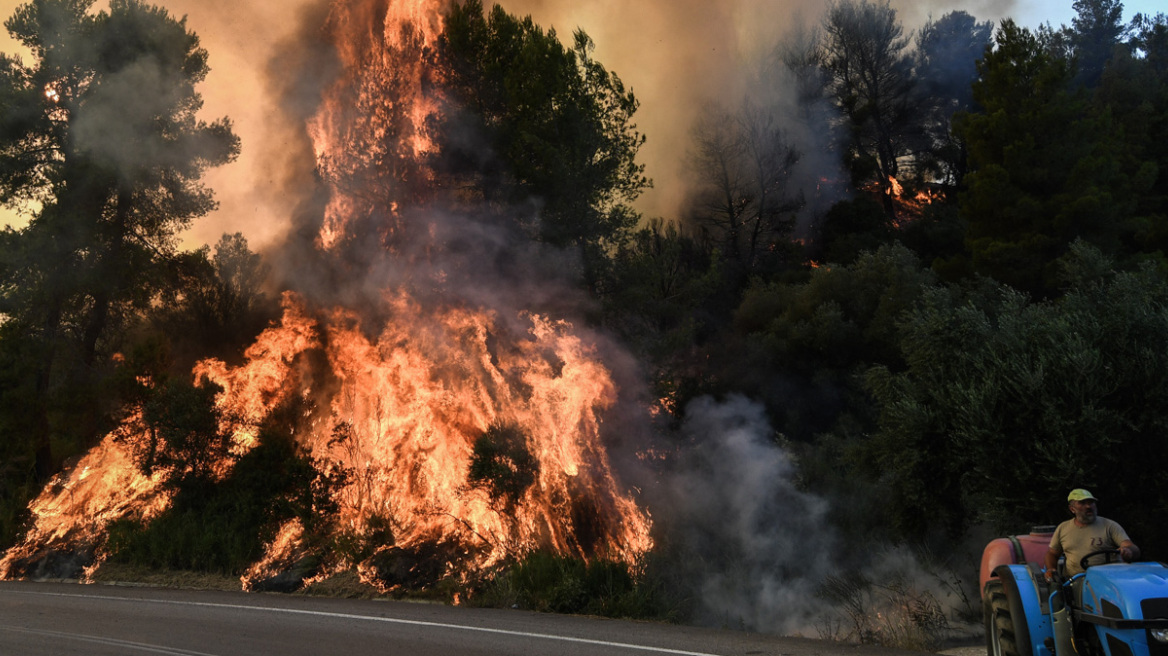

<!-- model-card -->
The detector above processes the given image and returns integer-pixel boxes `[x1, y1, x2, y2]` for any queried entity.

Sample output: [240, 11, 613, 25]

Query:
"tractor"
[980, 526, 1168, 656]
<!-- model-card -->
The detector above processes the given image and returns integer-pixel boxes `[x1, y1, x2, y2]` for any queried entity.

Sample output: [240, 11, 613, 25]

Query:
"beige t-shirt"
[1050, 516, 1131, 575]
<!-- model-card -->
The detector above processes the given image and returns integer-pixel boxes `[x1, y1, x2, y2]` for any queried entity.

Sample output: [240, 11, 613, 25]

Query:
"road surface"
[0, 580, 933, 655]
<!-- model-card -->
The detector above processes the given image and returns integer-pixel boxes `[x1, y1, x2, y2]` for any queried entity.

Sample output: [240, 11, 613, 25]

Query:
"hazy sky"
[0, 0, 1163, 250]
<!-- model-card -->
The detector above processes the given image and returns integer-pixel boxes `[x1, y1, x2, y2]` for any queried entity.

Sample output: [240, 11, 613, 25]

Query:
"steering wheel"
[1080, 548, 1122, 570]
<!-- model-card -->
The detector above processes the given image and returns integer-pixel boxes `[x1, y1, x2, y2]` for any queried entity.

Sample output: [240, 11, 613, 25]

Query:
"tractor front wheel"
[984, 579, 1026, 656]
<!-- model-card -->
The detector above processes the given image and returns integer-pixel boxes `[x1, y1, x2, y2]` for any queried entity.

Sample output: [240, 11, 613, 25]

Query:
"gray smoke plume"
[662, 395, 973, 639]
[12, 0, 1019, 247]
[668, 394, 836, 631]
[491, 0, 1020, 223]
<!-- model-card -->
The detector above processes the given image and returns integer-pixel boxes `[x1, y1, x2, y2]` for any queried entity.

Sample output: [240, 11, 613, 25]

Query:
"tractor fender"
[994, 564, 1055, 656]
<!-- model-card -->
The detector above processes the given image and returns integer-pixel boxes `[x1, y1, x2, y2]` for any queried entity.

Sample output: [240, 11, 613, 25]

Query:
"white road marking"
[3, 589, 722, 656]
[0, 623, 221, 655]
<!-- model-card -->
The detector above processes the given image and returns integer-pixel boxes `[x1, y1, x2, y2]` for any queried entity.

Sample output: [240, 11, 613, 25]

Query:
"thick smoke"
[664, 395, 971, 638]
[21, 0, 1024, 248]
[492, 0, 1020, 223]
[138, 0, 323, 249]
[666, 394, 836, 632]
[248, 0, 603, 333]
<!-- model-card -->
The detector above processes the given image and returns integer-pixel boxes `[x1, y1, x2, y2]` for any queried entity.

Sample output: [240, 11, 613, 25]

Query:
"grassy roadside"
[89, 563, 387, 599]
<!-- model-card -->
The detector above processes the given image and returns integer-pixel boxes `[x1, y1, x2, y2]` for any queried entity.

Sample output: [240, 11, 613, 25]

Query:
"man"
[1044, 488, 1140, 584]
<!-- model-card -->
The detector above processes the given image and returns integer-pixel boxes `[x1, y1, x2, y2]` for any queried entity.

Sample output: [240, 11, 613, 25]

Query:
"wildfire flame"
[1, 0, 653, 588]
[886, 175, 904, 198]
[309, 0, 447, 250]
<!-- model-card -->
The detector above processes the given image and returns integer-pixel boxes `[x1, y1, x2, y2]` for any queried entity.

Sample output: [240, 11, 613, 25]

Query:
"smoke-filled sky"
[0, 0, 1163, 249]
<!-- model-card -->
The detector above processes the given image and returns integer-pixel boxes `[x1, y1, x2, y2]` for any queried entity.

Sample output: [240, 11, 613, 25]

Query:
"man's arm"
[1045, 547, 1061, 581]
[1110, 520, 1139, 562]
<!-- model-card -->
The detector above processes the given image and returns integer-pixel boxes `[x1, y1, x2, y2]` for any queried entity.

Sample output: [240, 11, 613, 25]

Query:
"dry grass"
[816, 574, 953, 651]
[296, 570, 388, 599]
[89, 562, 242, 591]
[89, 563, 392, 600]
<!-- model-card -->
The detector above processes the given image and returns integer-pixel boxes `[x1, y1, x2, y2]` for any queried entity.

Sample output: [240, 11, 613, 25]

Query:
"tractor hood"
[1083, 562, 1168, 621]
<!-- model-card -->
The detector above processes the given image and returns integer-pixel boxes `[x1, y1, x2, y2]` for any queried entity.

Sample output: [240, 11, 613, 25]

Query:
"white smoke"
[668, 394, 835, 632]
[666, 395, 973, 640]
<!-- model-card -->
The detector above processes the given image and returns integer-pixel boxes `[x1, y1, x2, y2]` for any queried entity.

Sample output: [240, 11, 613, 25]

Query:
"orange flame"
[2, 0, 652, 589]
[0, 417, 172, 579]
[309, 0, 447, 250]
[225, 290, 651, 587]
[886, 175, 904, 197]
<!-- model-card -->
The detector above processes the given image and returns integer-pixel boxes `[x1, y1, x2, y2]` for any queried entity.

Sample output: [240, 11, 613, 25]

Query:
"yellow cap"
[1068, 488, 1097, 502]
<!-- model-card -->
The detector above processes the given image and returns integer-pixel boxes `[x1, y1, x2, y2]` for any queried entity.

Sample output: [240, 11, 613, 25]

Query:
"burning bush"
[467, 422, 538, 509]
[106, 406, 345, 577]
[126, 379, 233, 485]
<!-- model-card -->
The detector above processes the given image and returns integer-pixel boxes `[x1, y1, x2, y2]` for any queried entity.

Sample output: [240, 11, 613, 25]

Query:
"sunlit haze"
[0, 0, 1162, 249]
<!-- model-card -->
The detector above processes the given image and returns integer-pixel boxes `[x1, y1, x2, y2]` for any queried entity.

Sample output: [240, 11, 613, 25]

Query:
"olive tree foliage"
[0, 0, 239, 477]
[866, 243, 1168, 547]
[728, 242, 935, 443]
[819, 0, 918, 197]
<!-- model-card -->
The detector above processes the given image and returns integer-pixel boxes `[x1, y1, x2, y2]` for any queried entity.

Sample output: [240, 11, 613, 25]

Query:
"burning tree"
[1, 0, 653, 592]
[0, 0, 239, 488]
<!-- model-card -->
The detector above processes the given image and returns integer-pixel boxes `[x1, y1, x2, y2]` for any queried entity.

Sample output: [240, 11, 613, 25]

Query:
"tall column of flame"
[310, 0, 446, 250]
[2, 0, 653, 587]
[215, 290, 652, 587]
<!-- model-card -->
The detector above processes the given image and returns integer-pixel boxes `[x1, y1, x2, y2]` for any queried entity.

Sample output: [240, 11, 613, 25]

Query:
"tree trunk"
[32, 301, 63, 483]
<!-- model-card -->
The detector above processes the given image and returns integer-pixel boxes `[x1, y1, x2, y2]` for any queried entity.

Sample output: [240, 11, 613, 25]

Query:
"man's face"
[1071, 499, 1098, 524]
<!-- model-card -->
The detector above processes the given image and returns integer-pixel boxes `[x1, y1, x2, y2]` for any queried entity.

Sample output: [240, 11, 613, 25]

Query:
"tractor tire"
[984, 579, 1028, 656]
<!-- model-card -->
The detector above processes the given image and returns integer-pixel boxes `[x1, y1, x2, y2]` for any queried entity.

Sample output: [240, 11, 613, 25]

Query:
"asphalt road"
[0, 580, 933, 656]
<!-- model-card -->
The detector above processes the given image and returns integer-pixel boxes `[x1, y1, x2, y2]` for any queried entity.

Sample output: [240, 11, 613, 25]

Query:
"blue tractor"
[982, 537, 1168, 656]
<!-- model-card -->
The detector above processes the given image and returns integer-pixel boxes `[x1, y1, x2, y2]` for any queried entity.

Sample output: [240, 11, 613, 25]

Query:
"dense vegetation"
[2, 0, 1167, 631]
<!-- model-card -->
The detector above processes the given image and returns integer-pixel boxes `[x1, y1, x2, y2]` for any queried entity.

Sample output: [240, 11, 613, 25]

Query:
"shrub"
[470, 551, 672, 620]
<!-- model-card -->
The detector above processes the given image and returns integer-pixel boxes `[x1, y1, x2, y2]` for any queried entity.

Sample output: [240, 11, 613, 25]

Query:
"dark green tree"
[728, 242, 935, 441]
[816, 196, 896, 266]
[1096, 13, 1168, 260]
[957, 19, 1163, 296]
[130, 377, 231, 486]
[866, 244, 1168, 551]
[0, 0, 238, 477]
[467, 422, 538, 509]
[603, 219, 721, 416]
[438, 0, 649, 291]
[957, 21, 1106, 295]
[820, 0, 918, 203]
[1070, 0, 1127, 87]
[913, 11, 993, 185]
[150, 232, 274, 367]
[0, 320, 41, 548]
